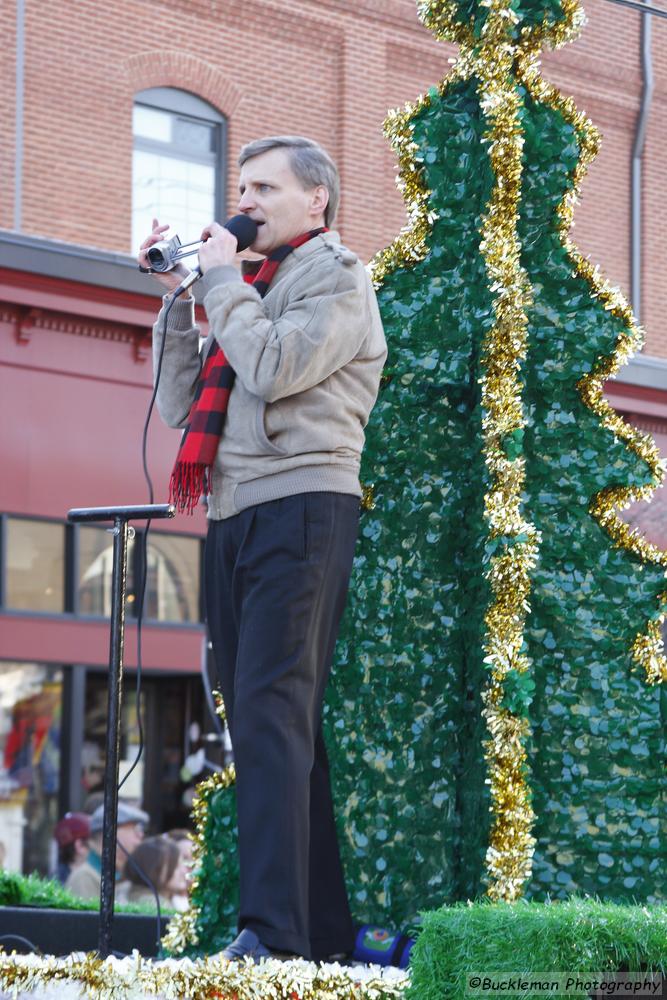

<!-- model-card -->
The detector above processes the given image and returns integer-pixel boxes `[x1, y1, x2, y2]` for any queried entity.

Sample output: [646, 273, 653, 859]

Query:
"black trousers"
[204, 491, 360, 958]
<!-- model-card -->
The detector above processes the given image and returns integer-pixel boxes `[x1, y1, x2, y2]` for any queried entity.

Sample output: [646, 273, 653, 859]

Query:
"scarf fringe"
[169, 462, 208, 515]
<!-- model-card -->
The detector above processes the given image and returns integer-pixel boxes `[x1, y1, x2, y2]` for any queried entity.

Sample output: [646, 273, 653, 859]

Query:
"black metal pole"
[98, 515, 129, 957]
[67, 503, 174, 957]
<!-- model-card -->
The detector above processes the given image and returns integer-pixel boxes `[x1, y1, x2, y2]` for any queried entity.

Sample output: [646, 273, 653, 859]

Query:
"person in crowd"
[142, 134, 386, 962]
[166, 828, 195, 910]
[53, 811, 91, 884]
[82, 790, 105, 814]
[65, 801, 148, 902]
[122, 835, 186, 910]
[166, 827, 194, 864]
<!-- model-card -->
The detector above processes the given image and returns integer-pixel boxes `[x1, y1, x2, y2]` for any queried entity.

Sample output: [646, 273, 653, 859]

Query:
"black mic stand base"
[67, 503, 175, 958]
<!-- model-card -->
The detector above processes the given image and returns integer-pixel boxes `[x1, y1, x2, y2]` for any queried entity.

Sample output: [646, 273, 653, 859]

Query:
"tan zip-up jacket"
[152, 230, 387, 519]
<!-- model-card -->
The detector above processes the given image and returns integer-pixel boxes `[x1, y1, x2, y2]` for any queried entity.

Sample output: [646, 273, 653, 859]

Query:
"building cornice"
[0, 230, 163, 298]
[611, 353, 667, 392]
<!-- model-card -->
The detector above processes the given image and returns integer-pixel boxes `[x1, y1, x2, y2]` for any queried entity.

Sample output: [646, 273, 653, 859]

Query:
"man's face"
[116, 820, 144, 859]
[237, 148, 327, 256]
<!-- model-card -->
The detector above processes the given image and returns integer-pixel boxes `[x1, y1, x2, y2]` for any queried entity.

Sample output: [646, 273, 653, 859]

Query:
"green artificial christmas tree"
[164, 0, 667, 957]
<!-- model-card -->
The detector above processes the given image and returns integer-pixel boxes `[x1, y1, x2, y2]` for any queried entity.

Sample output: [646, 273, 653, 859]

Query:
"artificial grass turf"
[0, 870, 176, 916]
[407, 898, 667, 1000]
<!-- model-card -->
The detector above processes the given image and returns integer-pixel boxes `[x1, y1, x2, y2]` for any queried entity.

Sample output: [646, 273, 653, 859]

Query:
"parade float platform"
[0, 899, 665, 999]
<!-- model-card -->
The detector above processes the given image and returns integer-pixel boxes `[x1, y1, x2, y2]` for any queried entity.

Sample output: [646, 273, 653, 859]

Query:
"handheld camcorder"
[146, 235, 200, 272]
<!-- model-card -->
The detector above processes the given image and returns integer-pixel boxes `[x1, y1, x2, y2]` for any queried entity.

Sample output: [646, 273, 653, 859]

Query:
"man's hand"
[137, 218, 190, 294]
[197, 221, 239, 272]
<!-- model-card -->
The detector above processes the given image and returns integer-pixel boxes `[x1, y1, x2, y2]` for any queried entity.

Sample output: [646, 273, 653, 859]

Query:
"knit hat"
[53, 812, 91, 846]
[89, 802, 149, 835]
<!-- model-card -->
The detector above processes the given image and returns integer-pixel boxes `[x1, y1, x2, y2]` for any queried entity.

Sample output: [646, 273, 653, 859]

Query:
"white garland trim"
[0, 951, 410, 999]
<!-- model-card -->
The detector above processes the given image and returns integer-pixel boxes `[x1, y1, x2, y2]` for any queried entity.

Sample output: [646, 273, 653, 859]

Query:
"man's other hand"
[138, 218, 191, 294]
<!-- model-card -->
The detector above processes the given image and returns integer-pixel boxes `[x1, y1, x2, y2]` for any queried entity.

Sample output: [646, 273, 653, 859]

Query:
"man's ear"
[310, 185, 329, 218]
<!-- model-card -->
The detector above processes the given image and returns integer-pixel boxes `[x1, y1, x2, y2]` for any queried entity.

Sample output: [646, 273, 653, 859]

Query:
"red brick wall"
[542, 0, 667, 356]
[0, 4, 17, 232]
[2, 0, 665, 353]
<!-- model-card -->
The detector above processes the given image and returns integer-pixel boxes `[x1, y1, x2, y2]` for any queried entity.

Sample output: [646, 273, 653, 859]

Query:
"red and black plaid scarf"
[169, 228, 326, 513]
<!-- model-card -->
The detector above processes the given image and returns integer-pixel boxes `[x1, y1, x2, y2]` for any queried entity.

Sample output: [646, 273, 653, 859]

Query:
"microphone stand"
[67, 503, 175, 958]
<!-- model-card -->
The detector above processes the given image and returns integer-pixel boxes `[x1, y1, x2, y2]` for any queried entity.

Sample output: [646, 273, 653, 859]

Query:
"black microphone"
[172, 215, 258, 298]
[221, 214, 259, 252]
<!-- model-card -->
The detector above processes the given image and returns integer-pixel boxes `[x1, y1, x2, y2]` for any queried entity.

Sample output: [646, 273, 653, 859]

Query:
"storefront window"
[0, 662, 62, 876]
[77, 528, 200, 623]
[143, 534, 200, 623]
[77, 526, 136, 617]
[6, 518, 65, 613]
[80, 679, 143, 812]
[0, 659, 221, 871]
[83, 672, 218, 832]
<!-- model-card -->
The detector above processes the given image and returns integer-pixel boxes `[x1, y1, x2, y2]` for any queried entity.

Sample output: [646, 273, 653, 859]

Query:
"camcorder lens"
[147, 246, 168, 271]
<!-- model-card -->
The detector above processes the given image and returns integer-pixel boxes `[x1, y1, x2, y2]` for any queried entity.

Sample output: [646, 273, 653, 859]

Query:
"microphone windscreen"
[224, 214, 258, 252]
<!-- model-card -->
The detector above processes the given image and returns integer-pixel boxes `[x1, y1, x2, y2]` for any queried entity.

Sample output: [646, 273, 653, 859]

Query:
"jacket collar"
[240, 230, 344, 280]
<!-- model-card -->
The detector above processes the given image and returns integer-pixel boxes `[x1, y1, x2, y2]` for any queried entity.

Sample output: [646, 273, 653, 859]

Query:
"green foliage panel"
[326, 78, 496, 930]
[186, 789, 240, 953]
[517, 94, 667, 903]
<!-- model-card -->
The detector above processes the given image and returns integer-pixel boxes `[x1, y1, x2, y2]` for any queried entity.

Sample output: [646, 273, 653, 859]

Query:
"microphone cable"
[116, 838, 165, 953]
[105, 287, 185, 948]
[0, 934, 41, 955]
[117, 290, 181, 800]
[118, 287, 196, 950]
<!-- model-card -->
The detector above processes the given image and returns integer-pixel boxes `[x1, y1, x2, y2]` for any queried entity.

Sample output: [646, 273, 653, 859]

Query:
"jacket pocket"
[254, 399, 288, 456]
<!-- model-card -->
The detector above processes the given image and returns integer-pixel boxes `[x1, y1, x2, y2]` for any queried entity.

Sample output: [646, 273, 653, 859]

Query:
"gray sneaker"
[221, 929, 272, 963]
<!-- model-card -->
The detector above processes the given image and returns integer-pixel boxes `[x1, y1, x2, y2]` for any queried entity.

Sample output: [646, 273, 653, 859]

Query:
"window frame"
[0, 512, 204, 629]
[132, 87, 227, 244]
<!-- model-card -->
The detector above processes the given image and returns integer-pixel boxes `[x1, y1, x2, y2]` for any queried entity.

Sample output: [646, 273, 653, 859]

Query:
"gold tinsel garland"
[361, 482, 377, 511]
[0, 951, 410, 999]
[373, 0, 542, 903]
[517, 39, 667, 684]
[370, 94, 439, 289]
[370, 0, 541, 898]
[469, 0, 540, 903]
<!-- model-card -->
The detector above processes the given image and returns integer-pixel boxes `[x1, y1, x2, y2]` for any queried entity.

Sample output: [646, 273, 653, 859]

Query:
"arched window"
[132, 87, 226, 254]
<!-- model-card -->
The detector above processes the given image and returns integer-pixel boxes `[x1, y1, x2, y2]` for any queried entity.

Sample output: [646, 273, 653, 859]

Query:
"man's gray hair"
[238, 135, 340, 227]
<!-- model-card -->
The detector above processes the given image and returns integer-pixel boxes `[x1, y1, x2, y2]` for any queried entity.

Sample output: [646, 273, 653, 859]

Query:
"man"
[65, 801, 148, 902]
[141, 136, 387, 962]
